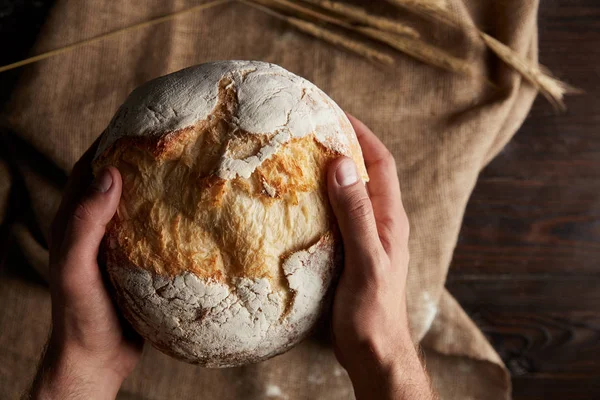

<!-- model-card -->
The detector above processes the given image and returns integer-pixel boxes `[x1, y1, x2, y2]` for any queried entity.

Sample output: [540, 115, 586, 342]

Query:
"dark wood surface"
[1, 1, 599, 399]
[447, 1, 600, 399]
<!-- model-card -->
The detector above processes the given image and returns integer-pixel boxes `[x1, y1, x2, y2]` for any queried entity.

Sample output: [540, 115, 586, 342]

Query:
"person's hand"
[328, 115, 435, 400]
[29, 140, 142, 399]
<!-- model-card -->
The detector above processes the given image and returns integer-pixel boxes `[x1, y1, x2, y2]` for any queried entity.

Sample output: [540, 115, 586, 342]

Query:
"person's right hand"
[328, 115, 436, 400]
[29, 140, 142, 399]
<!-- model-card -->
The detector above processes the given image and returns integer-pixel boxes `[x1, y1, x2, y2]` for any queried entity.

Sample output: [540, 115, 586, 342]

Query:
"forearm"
[345, 341, 436, 400]
[27, 335, 123, 400]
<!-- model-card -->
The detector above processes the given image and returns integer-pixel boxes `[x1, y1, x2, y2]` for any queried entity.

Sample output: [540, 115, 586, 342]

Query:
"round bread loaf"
[93, 60, 368, 367]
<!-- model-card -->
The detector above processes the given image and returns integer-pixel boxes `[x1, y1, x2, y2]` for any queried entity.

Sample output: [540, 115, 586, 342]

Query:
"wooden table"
[1, 1, 599, 399]
[447, 1, 600, 398]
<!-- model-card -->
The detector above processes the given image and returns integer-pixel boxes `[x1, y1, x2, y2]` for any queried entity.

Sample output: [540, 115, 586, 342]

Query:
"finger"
[50, 136, 103, 255]
[327, 157, 386, 276]
[347, 114, 409, 255]
[55, 167, 122, 285]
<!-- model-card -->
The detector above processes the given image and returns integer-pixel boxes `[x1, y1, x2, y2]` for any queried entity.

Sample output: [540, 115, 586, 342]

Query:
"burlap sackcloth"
[0, 1, 540, 398]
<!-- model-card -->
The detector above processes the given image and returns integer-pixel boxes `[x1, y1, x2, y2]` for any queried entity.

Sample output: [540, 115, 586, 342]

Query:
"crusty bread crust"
[93, 61, 366, 367]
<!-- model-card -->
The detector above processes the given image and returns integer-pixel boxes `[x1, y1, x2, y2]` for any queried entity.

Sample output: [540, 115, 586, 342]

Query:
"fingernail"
[91, 168, 113, 193]
[335, 158, 358, 187]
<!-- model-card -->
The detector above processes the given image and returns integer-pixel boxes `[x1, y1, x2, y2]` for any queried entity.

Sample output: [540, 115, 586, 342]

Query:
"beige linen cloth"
[0, 1, 539, 398]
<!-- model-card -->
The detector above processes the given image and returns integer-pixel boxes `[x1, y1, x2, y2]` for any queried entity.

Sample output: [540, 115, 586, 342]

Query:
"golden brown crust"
[93, 76, 344, 285]
[99, 129, 337, 284]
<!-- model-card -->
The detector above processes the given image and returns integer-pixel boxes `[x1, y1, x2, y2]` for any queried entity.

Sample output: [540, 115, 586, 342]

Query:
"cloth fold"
[0, 1, 539, 398]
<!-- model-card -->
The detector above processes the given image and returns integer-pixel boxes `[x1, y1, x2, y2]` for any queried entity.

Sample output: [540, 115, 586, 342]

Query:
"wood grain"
[449, 276, 600, 397]
[449, 0, 600, 398]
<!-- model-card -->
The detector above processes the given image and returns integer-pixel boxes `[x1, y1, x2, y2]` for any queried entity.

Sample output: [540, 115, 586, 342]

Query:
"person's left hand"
[29, 139, 142, 399]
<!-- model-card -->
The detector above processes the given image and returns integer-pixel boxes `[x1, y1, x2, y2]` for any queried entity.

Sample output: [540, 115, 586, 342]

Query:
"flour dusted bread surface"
[93, 61, 367, 367]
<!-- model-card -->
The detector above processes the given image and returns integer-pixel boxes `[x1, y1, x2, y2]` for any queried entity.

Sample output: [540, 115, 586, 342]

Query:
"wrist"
[31, 335, 124, 399]
[342, 326, 414, 373]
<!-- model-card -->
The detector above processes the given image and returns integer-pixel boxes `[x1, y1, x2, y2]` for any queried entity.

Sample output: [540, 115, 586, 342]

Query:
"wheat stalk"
[289, 18, 396, 65]
[420, 0, 448, 8]
[358, 26, 472, 75]
[255, 0, 471, 74]
[240, 0, 395, 65]
[387, 0, 449, 9]
[0, 0, 232, 73]
[385, 0, 457, 26]
[300, 0, 419, 38]
[385, 0, 576, 108]
[480, 33, 579, 110]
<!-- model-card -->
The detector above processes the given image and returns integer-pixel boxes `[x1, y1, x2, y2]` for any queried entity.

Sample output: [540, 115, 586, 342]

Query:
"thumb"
[327, 157, 384, 272]
[57, 166, 122, 277]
